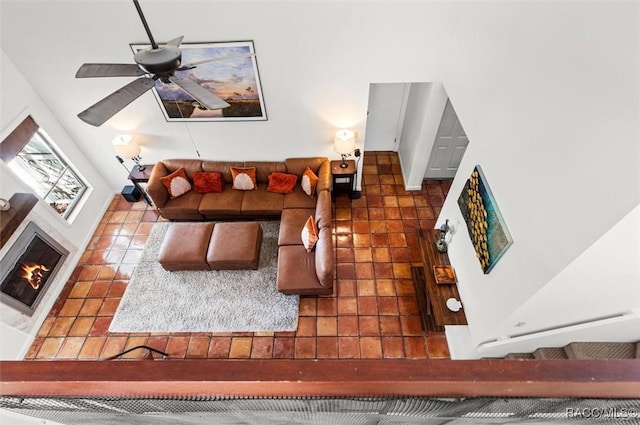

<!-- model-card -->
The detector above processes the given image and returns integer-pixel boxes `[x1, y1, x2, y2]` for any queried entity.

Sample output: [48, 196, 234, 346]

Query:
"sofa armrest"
[315, 227, 334, 289]
[146, 162, 170, 208]
[316, 160, 331, 193]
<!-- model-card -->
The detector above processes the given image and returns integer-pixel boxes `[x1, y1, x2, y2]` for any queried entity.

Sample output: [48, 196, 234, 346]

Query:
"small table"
[418, 229, 468, 327]
[331, 160, 356, 199]
[128, 165, 153, 205]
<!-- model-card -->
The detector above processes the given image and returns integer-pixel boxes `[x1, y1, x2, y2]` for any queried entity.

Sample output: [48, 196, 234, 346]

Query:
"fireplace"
[1, 222, 69, 316]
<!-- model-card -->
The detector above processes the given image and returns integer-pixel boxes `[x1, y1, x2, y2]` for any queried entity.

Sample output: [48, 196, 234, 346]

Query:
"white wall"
[2, 1, 638, 355]
[0, 51, 114, 359]
[364, 83, 407, 151]
[497, 205, 640, 340]
[398, 83, 431, 189]
[437, 1, 640, 348]
[399, 82, 449, 190]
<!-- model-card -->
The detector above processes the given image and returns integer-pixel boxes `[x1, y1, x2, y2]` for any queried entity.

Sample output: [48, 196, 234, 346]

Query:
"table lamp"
[113, 135, 145, 171]
[334, 129, 355, 168]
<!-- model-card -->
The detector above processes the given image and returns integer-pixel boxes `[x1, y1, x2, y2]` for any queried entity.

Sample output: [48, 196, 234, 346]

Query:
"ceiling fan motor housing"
[134, 46, 181, 75]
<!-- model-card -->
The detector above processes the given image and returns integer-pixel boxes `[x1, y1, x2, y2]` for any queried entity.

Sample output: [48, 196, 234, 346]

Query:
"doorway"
[363, 82, 469, 189]
[424, 98, 469, 179]
[363, 83, 409, 151]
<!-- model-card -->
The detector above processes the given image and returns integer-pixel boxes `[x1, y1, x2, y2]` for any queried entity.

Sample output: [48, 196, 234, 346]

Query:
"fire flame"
[21, 263, 49, 290]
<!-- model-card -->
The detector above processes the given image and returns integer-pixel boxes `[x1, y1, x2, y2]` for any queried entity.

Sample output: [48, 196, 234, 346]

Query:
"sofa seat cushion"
[241, 183, 284, 216]
[279, 208, 315, 246]
[277, 227, 334, 295]
[283, 186, 318, 209]
[277, 245, 331, 295]
[158, 191, 204, 220]
[198, 186, 244, 218]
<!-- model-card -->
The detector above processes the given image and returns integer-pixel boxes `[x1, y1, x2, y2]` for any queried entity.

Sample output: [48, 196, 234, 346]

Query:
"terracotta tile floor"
[25, 151, 452, 361]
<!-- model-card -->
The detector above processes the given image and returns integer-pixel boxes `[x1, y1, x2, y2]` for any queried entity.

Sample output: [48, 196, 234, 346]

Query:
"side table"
[128, 165, 154, 206]
[331, 160, 356, 199]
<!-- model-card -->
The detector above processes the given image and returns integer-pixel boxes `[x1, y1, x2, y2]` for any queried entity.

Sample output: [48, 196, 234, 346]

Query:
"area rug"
[109, 221, 299, 333]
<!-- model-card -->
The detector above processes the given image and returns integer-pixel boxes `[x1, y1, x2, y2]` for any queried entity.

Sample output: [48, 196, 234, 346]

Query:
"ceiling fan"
[76, 0, 250, 126]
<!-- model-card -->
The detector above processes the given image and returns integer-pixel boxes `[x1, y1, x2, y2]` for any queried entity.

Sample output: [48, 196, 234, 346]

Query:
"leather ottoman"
[158, 222, 214, 271]
[207, 222, 262, 270]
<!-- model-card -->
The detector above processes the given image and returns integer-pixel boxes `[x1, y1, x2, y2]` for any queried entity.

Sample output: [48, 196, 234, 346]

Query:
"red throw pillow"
[301, 166, 319, 197]
[159, 168, 192, 199]
[193, 172, 224, 193]
[267, 172, 297, 194]
[230, 167, 257, 190]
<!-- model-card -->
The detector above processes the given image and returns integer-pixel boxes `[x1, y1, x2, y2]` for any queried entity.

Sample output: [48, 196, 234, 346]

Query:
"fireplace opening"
[1, 222, 69, 316]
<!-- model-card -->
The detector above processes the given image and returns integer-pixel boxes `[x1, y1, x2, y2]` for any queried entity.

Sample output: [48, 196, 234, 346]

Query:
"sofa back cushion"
[202, 161, 244, 184]
[231, 167, 257, 190]
[193, 171, 224, 193]
[160, 159, 204, 180]
[160, 168, 192, 199]
[244, 161, 287, 183]
[301, 167, 319, 196]
[285, 157, 326, 177]
[267, 172, 298, 194]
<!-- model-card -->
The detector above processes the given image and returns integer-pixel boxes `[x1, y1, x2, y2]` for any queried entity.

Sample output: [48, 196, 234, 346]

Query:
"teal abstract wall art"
[457, 165, 513, 274]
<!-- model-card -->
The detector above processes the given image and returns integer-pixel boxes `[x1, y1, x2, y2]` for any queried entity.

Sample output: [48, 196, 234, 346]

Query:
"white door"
[424, 99, 469, 179]
[364, 83, 409, 151]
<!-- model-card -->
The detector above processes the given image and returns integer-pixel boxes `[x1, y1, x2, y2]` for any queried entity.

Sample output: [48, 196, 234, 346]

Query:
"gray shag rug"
[109, 221, 299, 333]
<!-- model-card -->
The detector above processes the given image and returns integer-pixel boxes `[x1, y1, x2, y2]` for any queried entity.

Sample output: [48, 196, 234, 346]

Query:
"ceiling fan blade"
[76, 63, 145, 78]
[165, 36, 183, 48]
[78, 77, 156, 126]
[168, 76, 230, 110]
[178, 53, 255, 71]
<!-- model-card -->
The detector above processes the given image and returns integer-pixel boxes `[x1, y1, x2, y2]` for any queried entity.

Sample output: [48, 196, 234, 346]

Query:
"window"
[1, 116, 88, 220]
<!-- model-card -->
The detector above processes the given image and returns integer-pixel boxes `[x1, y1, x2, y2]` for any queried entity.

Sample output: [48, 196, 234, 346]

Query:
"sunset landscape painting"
[130, 40, 266, 121]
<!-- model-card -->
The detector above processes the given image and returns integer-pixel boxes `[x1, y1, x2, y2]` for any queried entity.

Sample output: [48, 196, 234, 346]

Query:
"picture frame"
[130, 40, 267, 122]
[457, 165, 513, 274]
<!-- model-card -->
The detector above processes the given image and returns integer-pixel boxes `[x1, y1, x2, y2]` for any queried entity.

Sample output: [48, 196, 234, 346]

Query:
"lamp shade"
[112, 135, 140, 159]
[334, 129, 355, 155]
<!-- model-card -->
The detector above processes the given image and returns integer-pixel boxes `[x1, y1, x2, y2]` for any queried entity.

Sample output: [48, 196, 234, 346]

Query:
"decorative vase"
[435, 238, 448, 253]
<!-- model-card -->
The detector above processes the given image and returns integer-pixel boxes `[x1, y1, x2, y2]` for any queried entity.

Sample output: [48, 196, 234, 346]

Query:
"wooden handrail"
[102, 345, 168, 361]
[1, 359, 639, 399]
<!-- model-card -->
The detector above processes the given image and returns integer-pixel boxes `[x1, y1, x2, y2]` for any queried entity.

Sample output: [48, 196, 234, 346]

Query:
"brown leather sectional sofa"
[146, 157, 334, 295]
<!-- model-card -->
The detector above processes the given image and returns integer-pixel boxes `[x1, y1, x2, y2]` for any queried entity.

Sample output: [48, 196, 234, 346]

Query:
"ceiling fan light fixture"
[134, 46, 181, 75]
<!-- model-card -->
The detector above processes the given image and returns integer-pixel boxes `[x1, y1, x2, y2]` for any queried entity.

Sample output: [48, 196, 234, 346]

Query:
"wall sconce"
[112, 135, 145, 171]
[334, 129, 356, 168]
